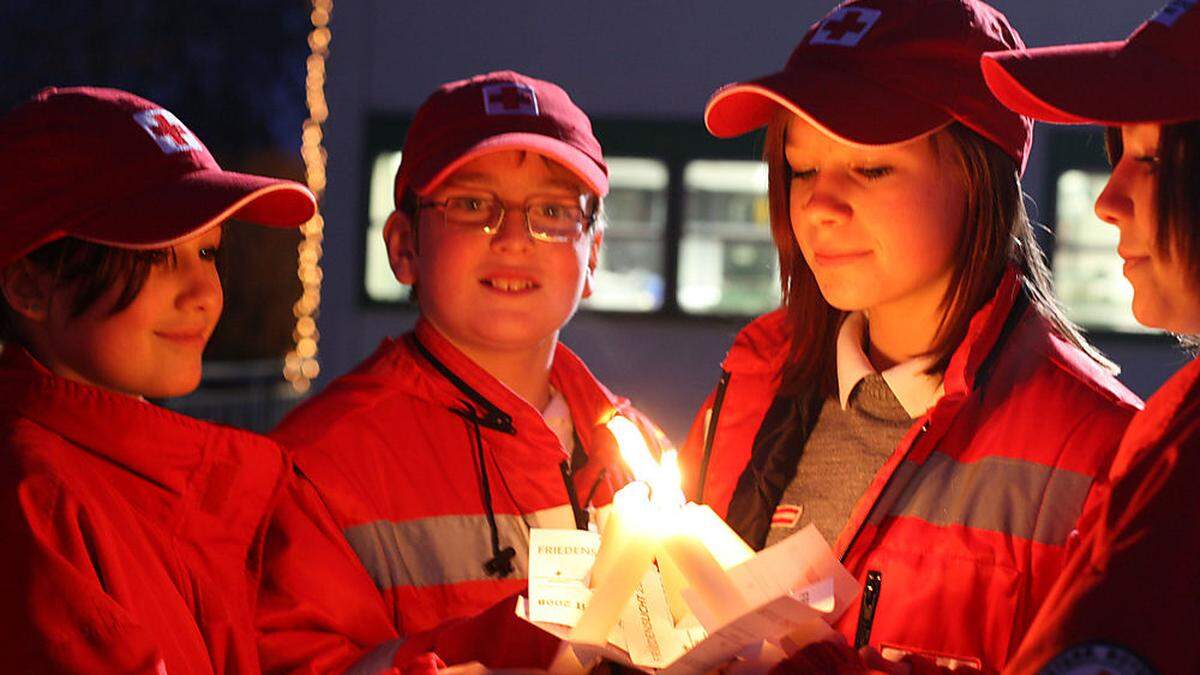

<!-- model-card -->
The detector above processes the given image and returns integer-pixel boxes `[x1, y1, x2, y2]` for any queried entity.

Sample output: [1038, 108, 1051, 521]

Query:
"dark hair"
[0, 238, 170, 344]
[763, 112, 1114, 398]
[1105, 121, 1200, 284]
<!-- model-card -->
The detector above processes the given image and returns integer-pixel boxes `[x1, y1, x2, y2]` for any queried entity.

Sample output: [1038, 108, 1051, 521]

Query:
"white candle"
[588, 481, 649, 589]
[658, 503, 753, 624]
[659, 508, 750, 630]
[570, 481, 659, 645]
[683, 502, 754, 569]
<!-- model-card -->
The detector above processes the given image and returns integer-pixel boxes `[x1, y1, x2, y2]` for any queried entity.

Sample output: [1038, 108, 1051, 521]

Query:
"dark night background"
[0, 1, 314, 361]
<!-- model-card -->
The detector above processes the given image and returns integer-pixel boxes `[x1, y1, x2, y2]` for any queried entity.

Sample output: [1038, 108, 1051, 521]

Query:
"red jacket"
[0, 346, 288, 674]
[1004, 355, 1200, 675]
[258, 320, 659, 673]
[681, 271, 1141, 673]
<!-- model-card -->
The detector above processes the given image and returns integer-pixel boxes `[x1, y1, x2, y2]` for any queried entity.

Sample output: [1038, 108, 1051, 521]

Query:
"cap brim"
[982, 41, 1200, 125]
[705, 66, 952, 146]
[412, 132, 609, 198]
[75, 169, 317, 250]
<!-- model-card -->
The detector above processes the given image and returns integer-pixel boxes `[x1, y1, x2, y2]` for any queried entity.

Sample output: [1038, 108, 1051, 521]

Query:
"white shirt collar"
[541, 385, 574, 453]
[836, 312, 945, 419]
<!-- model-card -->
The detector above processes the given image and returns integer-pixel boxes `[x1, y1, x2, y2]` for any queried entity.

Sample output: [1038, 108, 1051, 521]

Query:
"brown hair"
[0, 238, 170, 344]
[764, 111, 1115, 398]
[1105, 121, 1200, 284]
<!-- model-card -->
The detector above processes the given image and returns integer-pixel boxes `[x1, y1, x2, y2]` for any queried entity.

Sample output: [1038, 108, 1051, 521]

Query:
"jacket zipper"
[696, 369, 732, 503]
[855, 570, 883, 648]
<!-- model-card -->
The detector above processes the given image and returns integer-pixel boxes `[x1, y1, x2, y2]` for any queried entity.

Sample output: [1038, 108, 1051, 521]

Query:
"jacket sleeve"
[1016, 403, 1133, 645]
[1003, 416, 1200, 675]
[389, 593, 562, 670]
[256, 469, 400, 674]
[0, 476, 168, 674]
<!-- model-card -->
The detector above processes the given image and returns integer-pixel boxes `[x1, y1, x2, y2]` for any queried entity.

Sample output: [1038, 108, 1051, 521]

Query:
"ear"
[0, 260, 52, 324]
[384, 210, 419, 286]
[581, 228, 603, 299]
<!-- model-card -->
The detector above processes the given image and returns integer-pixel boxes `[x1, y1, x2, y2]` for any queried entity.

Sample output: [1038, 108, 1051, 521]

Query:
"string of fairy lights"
[284, 0, 332, 394]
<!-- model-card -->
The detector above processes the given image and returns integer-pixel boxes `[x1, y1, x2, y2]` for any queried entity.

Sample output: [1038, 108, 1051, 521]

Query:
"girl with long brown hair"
[681, 1, 1140, 670]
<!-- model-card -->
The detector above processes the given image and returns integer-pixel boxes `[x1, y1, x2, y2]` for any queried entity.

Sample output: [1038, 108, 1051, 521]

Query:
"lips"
[155, 329, 209, 345]
[480, 276, 540, 293]
[812, 250, 872, 266]
[1122, 256, 1150, 276]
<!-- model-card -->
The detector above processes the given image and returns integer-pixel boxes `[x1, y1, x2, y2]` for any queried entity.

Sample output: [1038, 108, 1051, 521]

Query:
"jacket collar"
[721, 267, 1024, 401]
[400, 320, 630, 466]
[940, 267, 1023, 399]
[0, 345, 285, 536]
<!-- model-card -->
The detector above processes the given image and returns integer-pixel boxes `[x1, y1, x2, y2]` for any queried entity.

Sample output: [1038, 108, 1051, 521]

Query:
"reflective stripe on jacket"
[1005, 355, 1200, 675]
[0, 346, 288, 674]
[258, 320, 661, 672]
[680, 270, 1141, 673]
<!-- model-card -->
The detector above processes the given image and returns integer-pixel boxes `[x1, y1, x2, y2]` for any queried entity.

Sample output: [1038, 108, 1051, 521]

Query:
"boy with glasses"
[256, 71, 667, 672]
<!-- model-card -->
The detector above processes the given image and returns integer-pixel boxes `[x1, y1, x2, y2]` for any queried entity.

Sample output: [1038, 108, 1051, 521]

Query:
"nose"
[793, 172, 853, 230]
[489, 204, 535, 253]
[1094, 170, 1132, 230]
[178, 256, 224, 315]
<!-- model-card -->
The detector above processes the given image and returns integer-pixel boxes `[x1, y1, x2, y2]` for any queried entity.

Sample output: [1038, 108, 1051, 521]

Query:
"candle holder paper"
[519, 523, 860, 674]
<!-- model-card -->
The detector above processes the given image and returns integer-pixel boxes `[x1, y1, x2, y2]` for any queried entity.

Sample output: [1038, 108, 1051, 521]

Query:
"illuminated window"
[1053, 169, 1147, 332]
[583, 157, 668, 312]
[364, 150, 407, 302]
[678, 160, 779, 315]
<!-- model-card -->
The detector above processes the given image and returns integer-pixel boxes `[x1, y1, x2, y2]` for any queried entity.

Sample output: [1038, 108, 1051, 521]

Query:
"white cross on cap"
[1152, 0, 1197, 27]
[809, 7, 883, 47]
[482, 83, 540, 116]
[133, 109, 204, 154]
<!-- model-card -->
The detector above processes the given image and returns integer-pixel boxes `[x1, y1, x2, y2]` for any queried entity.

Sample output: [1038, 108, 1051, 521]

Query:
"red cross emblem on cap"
[133, 108, 204, 154]
[482, 82, 540, 116]
[810, 7, 883, 47]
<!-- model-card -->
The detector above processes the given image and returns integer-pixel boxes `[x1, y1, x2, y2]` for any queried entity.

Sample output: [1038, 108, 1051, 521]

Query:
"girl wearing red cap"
[0, 87, 315, 673]
[982, 3, 1200, 673]
[682, 0, 1142, 671]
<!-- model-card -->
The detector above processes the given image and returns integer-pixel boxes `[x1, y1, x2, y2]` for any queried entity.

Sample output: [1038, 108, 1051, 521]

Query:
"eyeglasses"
[418, 195, 595, 243]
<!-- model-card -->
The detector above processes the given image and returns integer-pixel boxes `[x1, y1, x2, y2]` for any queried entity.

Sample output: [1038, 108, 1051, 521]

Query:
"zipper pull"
[855, 570, 883, 649]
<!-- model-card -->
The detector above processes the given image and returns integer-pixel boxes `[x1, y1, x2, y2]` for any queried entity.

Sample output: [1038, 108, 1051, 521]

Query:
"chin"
[1130, 296, 1169, 332]
[816, 288, 871, 313]
[145, 372, 203, 400]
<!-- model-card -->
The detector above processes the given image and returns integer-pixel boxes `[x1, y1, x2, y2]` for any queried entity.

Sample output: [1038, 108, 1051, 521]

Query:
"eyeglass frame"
[415, 194, 599, 244]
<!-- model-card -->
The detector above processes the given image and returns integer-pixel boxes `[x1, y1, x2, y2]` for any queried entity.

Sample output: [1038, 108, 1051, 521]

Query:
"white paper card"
[527, 529, 601, 626]
[726, 524, 859, 622]
[618, 566, 689, 668]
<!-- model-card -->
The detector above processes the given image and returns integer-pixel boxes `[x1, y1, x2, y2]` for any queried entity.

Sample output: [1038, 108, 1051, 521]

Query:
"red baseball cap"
[982, 1, 1200, 125]
[393, 71, 608, 202]
[705, 0, 1033, 171]
[0, 86, 317, 268]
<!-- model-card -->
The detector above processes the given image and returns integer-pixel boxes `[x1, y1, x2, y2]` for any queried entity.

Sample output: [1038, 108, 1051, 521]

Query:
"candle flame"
[607, 415, 659, 483]
[654, 450, 685, 509]
[607, 416, 685, 509]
